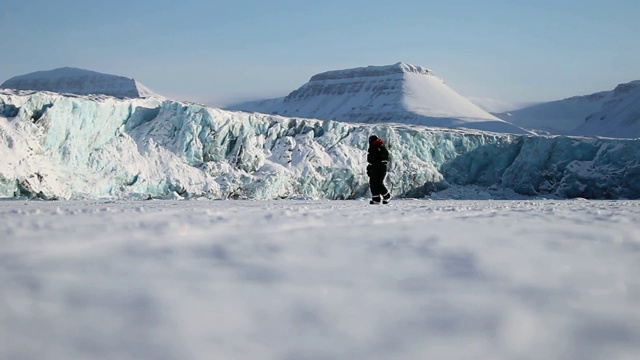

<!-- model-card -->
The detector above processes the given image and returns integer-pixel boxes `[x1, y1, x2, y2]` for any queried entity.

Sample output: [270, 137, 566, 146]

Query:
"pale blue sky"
[2, 0, 639, 106]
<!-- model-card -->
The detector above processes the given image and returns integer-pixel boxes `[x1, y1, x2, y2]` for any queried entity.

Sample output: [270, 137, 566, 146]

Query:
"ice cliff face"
[1, 90, 639, 200]
[1, 67, 157, 99]
[228, 63, 529, 135]
[497, 80, 640, 138]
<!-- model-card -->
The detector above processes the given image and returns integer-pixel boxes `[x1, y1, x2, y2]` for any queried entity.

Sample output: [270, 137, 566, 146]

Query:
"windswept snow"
[0, 67, 158, 99]
[1, 199, 639, 360]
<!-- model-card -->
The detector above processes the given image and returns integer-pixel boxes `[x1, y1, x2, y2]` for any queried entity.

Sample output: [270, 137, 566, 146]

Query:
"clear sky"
[2, 0, 639, 106]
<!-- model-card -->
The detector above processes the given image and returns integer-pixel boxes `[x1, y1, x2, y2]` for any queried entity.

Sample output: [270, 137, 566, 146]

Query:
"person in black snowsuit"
[366, 135, 391, 204]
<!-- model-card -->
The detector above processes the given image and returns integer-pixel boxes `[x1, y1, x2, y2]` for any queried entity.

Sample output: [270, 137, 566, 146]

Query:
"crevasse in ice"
[0, 90, 638, 200]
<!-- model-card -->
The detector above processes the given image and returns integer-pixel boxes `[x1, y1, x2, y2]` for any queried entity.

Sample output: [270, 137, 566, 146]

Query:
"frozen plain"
[1, 198, 640, 360]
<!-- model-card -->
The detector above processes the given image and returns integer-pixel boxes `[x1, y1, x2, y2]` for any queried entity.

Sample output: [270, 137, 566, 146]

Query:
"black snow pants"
[368, 166, 389, 202]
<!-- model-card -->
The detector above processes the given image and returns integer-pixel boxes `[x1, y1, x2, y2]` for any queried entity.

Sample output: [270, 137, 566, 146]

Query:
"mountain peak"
[612, 80, 640, 96]
[1, 67, 158, 98]
[228, 63, 529, 134]
[12, 67, 109, 80]
[309, 62, 432, 82]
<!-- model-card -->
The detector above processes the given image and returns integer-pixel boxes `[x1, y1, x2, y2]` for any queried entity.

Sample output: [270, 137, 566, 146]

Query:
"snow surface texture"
[227, 62, 530, 135]
[1, 89, 639, 200]
[497, 81, 640, 138]
[1, 199, 639, 360]
[0, 67, 157, 99]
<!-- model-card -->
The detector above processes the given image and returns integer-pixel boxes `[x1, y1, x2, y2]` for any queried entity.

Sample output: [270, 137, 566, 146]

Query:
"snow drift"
[1, 89, 639, 200]
[1, 67, 158, 99]
[227, 62, 529, 135]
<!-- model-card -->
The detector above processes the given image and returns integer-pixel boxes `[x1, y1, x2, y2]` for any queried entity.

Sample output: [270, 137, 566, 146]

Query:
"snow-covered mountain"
[227, 62, 530, 135]
[496, 80, 640, 138]
[573, 81, 640, 138]
[1, 89, 639, 200]
[0, 67, 158, 98]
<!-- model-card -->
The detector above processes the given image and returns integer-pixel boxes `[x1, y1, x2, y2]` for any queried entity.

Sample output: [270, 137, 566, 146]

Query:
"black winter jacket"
[367, 142, 389, 177]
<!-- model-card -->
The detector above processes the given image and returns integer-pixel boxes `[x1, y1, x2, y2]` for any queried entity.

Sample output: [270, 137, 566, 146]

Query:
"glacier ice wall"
[1, 90, 639, 200]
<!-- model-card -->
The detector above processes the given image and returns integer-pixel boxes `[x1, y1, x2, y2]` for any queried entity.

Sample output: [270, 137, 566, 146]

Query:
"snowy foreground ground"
[1, 199, 640, 360]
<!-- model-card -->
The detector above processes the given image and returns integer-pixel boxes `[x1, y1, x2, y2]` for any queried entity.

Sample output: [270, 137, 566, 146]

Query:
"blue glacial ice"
[0, 90, 639, 200]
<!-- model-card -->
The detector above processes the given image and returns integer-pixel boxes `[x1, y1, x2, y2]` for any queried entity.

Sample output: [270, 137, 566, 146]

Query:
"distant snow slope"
[467, 97, 538, 113]
[496, 81, 640, 138]
[227, 63, 529, 135]
[573, 81, 640, 138]
[0, 67, 158, 98]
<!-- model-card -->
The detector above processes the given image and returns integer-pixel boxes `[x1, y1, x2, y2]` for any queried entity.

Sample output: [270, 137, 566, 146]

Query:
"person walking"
[366, 135, 391, 204]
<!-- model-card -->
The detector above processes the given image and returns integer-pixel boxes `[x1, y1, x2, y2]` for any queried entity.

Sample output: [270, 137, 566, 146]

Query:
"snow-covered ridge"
[1, 90, 639, 200]
[612, 80, 640, 95]
[309, 62, 432, 81]
[497, 80, 640, 138]
[228, 63, 529, 135]
[0, 67, 158, 99]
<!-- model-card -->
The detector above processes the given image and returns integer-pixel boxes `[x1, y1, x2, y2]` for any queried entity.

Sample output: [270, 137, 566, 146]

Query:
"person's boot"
[370, 195, 381, 205]
[382, 192, 391, 204]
